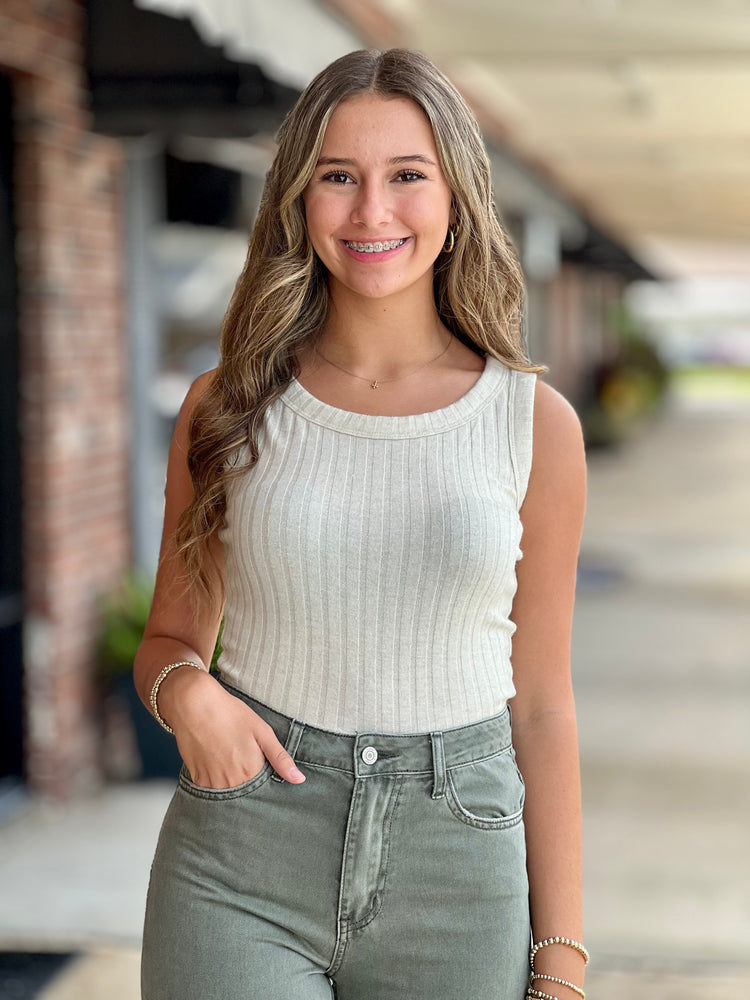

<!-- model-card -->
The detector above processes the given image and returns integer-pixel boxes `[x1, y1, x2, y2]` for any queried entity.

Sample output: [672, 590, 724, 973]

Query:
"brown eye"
[322, 171, 353, 184]
[397, 170, 426, 183]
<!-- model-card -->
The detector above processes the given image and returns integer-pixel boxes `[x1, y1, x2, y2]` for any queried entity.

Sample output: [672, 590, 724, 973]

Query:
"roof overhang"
[134, 0, 363, 88]
[87, 0, 313, 137]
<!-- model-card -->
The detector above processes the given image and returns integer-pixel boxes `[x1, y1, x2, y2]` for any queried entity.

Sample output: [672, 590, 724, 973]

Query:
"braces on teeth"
[345, 239, 406, 253]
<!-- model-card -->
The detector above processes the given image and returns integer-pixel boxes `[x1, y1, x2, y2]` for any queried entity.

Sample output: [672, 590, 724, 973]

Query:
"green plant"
[581, 302, 671, 447]
[96, 572, 222, 685]
[97, 572, 154, 685]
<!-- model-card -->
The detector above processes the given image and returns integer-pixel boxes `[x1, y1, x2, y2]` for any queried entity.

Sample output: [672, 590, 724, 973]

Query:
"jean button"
[361, 746, 378, 765]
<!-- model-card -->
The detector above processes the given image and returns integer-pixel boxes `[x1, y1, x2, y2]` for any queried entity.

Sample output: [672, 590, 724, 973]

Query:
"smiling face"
[302, 93, 454, 304]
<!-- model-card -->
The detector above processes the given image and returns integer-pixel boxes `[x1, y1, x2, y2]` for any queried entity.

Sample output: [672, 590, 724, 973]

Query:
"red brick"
[5, 1, 131, 798]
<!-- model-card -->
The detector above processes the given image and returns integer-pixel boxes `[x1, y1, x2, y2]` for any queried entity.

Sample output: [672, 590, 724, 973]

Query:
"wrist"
[529, 977, 586, 1000]
[528, 938, 588, 1000]
[150, 661, 209, 733]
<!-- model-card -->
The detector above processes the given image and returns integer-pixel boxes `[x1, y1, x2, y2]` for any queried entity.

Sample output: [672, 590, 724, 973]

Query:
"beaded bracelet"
[527, 989, 561, 1000]
[149, 660, 205, 734]
[532, 972, 586, 999]
[530, 937, 590, 969]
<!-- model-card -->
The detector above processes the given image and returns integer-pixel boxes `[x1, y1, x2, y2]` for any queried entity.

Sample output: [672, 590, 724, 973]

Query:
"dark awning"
[86, 0, 300, 137]
[562, 221, 657, 281]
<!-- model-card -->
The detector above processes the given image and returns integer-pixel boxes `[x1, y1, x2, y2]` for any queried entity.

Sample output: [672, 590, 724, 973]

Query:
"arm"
[509, 380, 588, 998]
[133, 371, 305, 788]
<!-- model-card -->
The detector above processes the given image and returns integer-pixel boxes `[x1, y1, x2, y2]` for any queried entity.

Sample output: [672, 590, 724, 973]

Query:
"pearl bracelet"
[149, 660, 205, 734]
[527, 989, 561, 1000]
[531, 972, 586, 999]
[527, 936, 588, 1000]
[530, 937, 590, 968]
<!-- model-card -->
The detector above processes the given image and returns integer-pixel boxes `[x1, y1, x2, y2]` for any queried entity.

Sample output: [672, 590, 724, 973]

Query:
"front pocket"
[445, 747, 525, 830]
[178, 760, 274, 801]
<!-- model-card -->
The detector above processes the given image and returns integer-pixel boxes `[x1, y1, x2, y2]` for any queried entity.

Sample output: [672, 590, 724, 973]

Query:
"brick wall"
[545, 264, 626, 404]
[0, 0, 130, 796]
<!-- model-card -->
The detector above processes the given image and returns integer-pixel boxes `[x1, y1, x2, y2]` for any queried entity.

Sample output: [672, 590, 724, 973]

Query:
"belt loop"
[270, 720, 306, 782]
[430, 731, 446, 800]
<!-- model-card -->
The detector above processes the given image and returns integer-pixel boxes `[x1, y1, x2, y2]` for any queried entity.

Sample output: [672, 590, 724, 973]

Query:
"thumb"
[257, 730, 305, 783]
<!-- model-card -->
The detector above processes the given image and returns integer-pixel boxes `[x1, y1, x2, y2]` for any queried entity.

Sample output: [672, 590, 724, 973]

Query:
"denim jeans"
[141, 680, 530, 1000]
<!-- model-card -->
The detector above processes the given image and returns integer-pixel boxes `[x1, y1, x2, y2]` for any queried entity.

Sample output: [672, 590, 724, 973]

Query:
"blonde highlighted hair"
[176, 47, 544, 600]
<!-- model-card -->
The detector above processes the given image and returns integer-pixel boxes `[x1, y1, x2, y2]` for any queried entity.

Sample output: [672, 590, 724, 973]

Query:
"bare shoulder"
[531, 379, 585, 467]
[524, 379, 586, 515]
[533, 379, 583, 440]
[172, 368, 218, 452]
[182, 367, 218, 414]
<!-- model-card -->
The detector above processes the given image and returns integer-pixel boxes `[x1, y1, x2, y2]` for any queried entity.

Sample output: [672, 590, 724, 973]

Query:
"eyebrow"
[316, 154, 438, 168]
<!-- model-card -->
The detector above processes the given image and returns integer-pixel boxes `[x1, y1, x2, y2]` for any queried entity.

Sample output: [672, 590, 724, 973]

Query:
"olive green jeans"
[141, 681, 530, 999]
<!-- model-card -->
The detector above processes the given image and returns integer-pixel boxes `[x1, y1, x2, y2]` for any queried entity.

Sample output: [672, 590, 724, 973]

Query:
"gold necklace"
[313, 335, 452, 389]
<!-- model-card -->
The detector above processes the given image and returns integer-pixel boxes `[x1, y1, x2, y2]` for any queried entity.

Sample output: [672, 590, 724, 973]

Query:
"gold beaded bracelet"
[149, 661, 206, 734]
[530, 937, 590, 969]
[532, 972, 586, 999]
[527, 936, 589, 1000]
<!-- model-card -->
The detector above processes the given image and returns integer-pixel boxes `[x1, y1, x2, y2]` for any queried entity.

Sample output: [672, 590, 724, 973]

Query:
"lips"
[343, 238, 407, 254]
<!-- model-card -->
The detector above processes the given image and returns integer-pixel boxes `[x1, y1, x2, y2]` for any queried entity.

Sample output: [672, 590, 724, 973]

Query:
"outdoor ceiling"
[345, 0, 750, 252]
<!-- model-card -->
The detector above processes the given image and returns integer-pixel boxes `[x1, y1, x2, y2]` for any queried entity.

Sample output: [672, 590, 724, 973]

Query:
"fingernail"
[289, 767, 305, 782]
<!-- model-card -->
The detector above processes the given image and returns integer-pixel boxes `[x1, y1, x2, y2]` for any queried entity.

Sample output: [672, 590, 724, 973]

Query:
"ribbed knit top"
[218, 355, 536, 734]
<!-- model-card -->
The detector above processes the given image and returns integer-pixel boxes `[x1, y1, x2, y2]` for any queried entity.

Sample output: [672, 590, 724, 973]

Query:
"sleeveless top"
[218, 355, 536, 734]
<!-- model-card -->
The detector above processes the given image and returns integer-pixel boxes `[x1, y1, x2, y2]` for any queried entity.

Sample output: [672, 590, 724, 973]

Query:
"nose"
[350, 179, 393, 229]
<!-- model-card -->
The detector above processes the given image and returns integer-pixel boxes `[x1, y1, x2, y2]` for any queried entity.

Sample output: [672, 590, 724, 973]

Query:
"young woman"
[136, 48, 587, 1000]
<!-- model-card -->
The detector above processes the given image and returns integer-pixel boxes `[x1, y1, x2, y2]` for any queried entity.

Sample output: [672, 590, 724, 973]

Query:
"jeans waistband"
[219, 678, 513, 782]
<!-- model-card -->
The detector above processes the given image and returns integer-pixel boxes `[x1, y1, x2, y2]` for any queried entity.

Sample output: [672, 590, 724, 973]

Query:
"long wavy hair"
[176, 47, 545, 601]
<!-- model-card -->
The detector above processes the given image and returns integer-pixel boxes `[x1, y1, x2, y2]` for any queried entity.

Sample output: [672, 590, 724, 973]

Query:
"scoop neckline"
[280, 354, 508, 439]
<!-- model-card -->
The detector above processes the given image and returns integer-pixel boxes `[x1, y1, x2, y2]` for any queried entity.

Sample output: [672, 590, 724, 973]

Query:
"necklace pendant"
[370, 380, 379, 389]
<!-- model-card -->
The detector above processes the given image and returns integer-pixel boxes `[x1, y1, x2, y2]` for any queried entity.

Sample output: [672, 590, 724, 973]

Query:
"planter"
[113, 674, 183, 780]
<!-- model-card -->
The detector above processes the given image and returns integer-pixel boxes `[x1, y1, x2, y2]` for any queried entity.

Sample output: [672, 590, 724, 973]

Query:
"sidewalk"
[1, 389, 749, 997]
[576, 390, 750, 993]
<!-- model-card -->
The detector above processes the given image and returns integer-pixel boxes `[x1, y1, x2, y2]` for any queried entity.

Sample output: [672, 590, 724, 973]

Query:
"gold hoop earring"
[442, 226, 456, 254]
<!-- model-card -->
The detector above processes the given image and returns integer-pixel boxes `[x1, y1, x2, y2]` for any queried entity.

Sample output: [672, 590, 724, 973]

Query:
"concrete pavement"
[1, 385, 749, 997]
[575, 391, 750, 967]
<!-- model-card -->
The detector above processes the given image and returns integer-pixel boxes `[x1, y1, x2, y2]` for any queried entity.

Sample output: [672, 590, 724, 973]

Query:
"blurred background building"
[1, 0, 749, 995]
